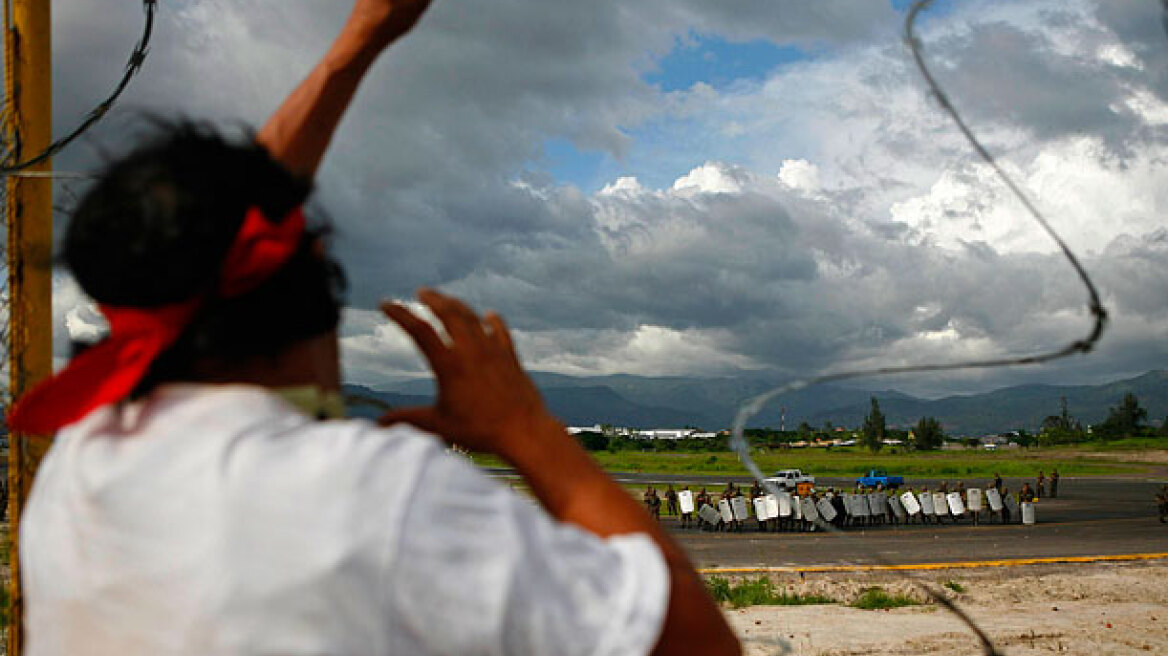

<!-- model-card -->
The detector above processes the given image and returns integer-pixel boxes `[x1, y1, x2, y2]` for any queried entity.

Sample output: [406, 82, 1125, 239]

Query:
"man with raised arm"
[10, 2, 739, 654]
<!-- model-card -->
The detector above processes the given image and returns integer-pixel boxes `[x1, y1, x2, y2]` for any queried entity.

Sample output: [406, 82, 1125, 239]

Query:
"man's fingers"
[418, 288, 488, 348]
[484, 312, 517, 355]
[381, 300, 450, 364]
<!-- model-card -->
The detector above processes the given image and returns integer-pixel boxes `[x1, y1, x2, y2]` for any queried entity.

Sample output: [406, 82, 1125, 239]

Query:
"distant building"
[980, 434, 1010, 447]
[569, 426, 717, 440]
[637, 429, 692, 440]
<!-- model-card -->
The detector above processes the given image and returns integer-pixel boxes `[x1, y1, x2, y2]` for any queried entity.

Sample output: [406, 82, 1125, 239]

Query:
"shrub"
[706, 575, 732, 602]
[705, 576, 837, 609]
[850, 586, 919, 610]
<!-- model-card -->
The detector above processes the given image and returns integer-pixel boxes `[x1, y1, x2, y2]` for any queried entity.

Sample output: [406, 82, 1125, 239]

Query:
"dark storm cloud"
[921, 17, 1145, 146]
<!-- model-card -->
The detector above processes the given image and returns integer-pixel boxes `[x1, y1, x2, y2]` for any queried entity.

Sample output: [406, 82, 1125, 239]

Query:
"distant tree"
[824, 420, 834, 433]
[1039, 396, 1087, 445]
[797, 421, 813, 438]
[575, 431, 609, 451]
[606, 435, 639, 453]
[652, 437, 677, 452]
[1096, 393, 1147, 439]
[913, 416, 944, 451]
[1160, 417, 1168, 438]
[861, 397, 886, 453]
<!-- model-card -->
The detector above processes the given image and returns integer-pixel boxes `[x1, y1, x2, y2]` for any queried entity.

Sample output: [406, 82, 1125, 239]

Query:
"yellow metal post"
[5, 0, 53, 653]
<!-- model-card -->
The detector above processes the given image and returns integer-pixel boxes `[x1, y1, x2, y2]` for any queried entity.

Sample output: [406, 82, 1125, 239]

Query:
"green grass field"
[471, 445, 1154, 479]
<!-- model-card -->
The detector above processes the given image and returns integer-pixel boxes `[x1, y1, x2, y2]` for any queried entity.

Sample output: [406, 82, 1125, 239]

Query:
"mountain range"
[344, 369, 1168, 436]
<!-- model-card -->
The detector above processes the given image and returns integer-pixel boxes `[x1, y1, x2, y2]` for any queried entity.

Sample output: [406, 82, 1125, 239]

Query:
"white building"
[637, 429, 692, 440]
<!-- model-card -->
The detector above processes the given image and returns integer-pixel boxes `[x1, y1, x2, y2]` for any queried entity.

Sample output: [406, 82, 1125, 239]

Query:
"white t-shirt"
[21, 385, 669, 656]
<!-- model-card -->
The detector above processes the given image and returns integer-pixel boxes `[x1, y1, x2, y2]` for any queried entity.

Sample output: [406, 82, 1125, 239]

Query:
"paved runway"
[488, 467, 1168, 567]
[652, 476, 1168, 569]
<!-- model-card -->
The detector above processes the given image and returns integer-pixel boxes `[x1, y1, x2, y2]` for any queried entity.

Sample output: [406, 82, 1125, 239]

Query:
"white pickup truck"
[764, 468, 816, 490]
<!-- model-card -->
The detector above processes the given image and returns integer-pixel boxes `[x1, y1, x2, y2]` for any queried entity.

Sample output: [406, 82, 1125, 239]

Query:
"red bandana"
[7, 206, 307, 434]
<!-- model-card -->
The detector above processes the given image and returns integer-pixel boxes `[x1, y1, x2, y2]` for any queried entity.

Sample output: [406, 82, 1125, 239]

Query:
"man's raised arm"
[257, 0, 432, 178]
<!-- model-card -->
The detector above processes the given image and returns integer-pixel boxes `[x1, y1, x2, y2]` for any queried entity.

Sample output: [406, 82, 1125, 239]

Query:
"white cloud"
[1097, 43, 1144, 71]
[599, 176, 645, 197]
[51, 275, 105, 372]
[518, 324, 765, 378]
[777, 159, 821, 193]
[671, 161, 747, 195]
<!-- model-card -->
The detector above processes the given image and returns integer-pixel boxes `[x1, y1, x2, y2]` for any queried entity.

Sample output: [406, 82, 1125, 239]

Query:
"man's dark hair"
[64, 120, 346, 393]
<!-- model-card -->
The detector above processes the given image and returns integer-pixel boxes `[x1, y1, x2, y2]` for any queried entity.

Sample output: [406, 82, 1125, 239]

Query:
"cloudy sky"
[45, 0, 1168, 398]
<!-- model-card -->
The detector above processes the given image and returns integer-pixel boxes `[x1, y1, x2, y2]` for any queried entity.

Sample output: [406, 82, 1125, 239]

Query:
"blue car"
[856, 469, 904, 489]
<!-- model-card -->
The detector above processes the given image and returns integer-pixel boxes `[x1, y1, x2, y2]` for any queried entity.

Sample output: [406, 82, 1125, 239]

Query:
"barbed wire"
[0, 0, 156, 175]
[729, 1, 1112, 654]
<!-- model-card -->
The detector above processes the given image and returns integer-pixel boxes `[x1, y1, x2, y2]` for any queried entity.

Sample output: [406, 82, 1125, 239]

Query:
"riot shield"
[966, 488, 983, 512]
[946, 492, 966, 515]
[777, 492, 793, 517]
[817, 497, 838, 522]
[919, 492, 935, 515]
[1021, 501, 1036, 525]
[765, 494, 780, 519]
[753, 496, 770, 521]
[889, 495, 906, 520]
[730, 496, 750, 521]
[1003, 493, 1020, 517]
[699, 504, 720, 525]
[801, 496, 819, 522]
[932, 492, 948, 516]
[718, 499, 734, 523]
[855, 494, 870, 518]
[901, 491, 922, 515]
[986, 488, 1004, 512]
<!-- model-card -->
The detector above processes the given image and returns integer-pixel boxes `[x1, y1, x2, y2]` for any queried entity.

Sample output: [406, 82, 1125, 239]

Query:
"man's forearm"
[257, 23, 384, 177]
[257, 3, 429, 177]
[500, 416, 657, 535]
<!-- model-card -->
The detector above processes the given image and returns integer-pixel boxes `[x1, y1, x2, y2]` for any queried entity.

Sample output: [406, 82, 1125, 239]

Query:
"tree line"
[571, 391, 1166, 453]
[1037, 392, 1165, 445]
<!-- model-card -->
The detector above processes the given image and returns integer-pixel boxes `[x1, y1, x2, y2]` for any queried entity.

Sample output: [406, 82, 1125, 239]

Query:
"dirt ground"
[1, 554, 1164, 655]
[1071, 449, 1168, 469]
[727, 560, 1168, 655]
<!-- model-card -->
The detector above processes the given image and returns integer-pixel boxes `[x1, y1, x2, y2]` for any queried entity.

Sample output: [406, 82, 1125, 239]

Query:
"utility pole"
[5, 1, 53, 653]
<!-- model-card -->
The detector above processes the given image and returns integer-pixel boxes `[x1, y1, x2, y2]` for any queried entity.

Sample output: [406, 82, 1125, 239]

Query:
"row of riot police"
[663, 482, 1040, 532]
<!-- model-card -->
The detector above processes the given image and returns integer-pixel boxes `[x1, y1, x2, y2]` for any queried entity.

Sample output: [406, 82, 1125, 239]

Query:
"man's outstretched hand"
[351, 0, 434, 49]
[382, 289, 743, 656]
[379, 289, 561, 458]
